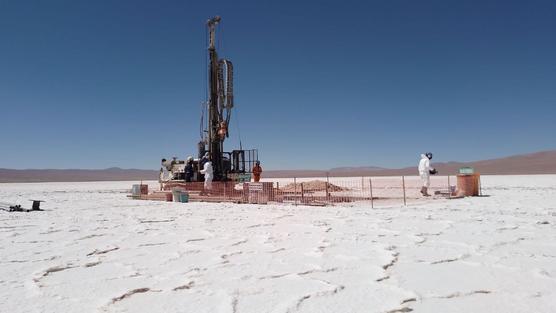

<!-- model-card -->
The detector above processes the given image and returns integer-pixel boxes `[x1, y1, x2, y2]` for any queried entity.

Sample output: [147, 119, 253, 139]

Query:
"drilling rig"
[160, 16, 258, 187]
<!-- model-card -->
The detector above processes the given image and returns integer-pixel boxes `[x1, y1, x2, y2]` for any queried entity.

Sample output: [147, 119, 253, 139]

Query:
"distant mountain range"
[0, 167, 158, 183]
[265, 150, 556, 178]
[1, 150, 555, 183]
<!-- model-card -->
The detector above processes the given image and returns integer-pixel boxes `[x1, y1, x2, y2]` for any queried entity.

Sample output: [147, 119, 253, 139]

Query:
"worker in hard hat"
[185, 156, 194, 183]
[253, 160, 262, 182]
[418, 152, 437, 196]
[200, 156, 213, 193]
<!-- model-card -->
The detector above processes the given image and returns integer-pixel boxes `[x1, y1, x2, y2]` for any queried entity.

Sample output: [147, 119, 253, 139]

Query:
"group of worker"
[165, 152, 433, 197]
[161, 154, 263, 194]
[196, 156, 262, 193]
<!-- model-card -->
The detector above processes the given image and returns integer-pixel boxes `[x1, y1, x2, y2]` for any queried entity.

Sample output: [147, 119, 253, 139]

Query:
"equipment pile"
[0, 200, 44, 212]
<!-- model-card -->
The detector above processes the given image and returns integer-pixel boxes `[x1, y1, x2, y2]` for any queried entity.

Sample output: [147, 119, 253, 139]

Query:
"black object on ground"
[0, 200, 44, 212]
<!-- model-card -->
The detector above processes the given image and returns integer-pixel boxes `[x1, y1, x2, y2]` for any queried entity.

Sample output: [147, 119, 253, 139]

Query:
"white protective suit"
[160, 160, 173, 182]
[418, 154, 433, 187]
[200, 161, 214, 190]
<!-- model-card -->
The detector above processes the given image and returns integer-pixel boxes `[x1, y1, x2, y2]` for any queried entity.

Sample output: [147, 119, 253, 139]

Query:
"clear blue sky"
[1, 0, 555, 170]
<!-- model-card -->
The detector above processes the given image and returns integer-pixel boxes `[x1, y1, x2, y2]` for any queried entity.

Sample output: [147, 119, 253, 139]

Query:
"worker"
[418, 152, 437, 196]
[252, 160, 262, 182]
[160, 158, 173, 181]
[200, 156, 213, 192]
[199, 152, 209, 182]
[185, 156, 194, 183]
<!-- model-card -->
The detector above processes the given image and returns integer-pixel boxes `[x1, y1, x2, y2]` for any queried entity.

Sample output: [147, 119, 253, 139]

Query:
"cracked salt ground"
[1, 176, 556, 312]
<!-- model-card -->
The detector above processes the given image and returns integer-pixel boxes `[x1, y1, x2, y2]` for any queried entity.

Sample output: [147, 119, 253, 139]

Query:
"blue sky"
[1, 0, 555, 170]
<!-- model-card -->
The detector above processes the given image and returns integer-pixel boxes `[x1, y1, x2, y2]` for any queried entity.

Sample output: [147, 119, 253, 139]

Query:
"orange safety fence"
[136, 175, 459, 207]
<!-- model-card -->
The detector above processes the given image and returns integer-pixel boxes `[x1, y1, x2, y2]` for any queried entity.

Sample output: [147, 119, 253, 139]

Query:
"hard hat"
[187, 156, 193, 161]
[425, 152, 433, 159]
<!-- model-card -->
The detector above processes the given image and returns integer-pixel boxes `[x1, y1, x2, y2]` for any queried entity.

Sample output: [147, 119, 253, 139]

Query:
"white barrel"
[131, 184, 141, 196]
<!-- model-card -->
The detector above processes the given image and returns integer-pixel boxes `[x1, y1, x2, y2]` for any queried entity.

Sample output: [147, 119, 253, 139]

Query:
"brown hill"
[1, 150, 555, 183]
[264, 150, 556, 178]
[0, 167, 158, 183]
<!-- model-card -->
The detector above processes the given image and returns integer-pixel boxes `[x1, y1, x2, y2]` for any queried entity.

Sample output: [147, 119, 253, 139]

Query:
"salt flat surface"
[1, 175, 555, 312]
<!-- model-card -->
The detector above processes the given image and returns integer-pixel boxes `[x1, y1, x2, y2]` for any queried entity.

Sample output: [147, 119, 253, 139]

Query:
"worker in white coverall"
[160, 158, 173, 182]
[200, 158, 214, 192]
[418, 152, 437, 196]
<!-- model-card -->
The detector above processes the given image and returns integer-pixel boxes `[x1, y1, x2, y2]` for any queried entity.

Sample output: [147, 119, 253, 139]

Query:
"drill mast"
[201, 16, 234, 180]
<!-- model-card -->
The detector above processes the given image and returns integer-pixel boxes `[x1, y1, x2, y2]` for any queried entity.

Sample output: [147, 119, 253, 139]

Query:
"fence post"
[326, 172, 330, 202]
[447, 175, 451, 199]
[294, 177, 297, 206]
[402, 176, 407, 206]
[369, 178, 374, 209]
[223, 181, 226, 199]
[276, 182, 279, 202]
[301, 182, 304, 203]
